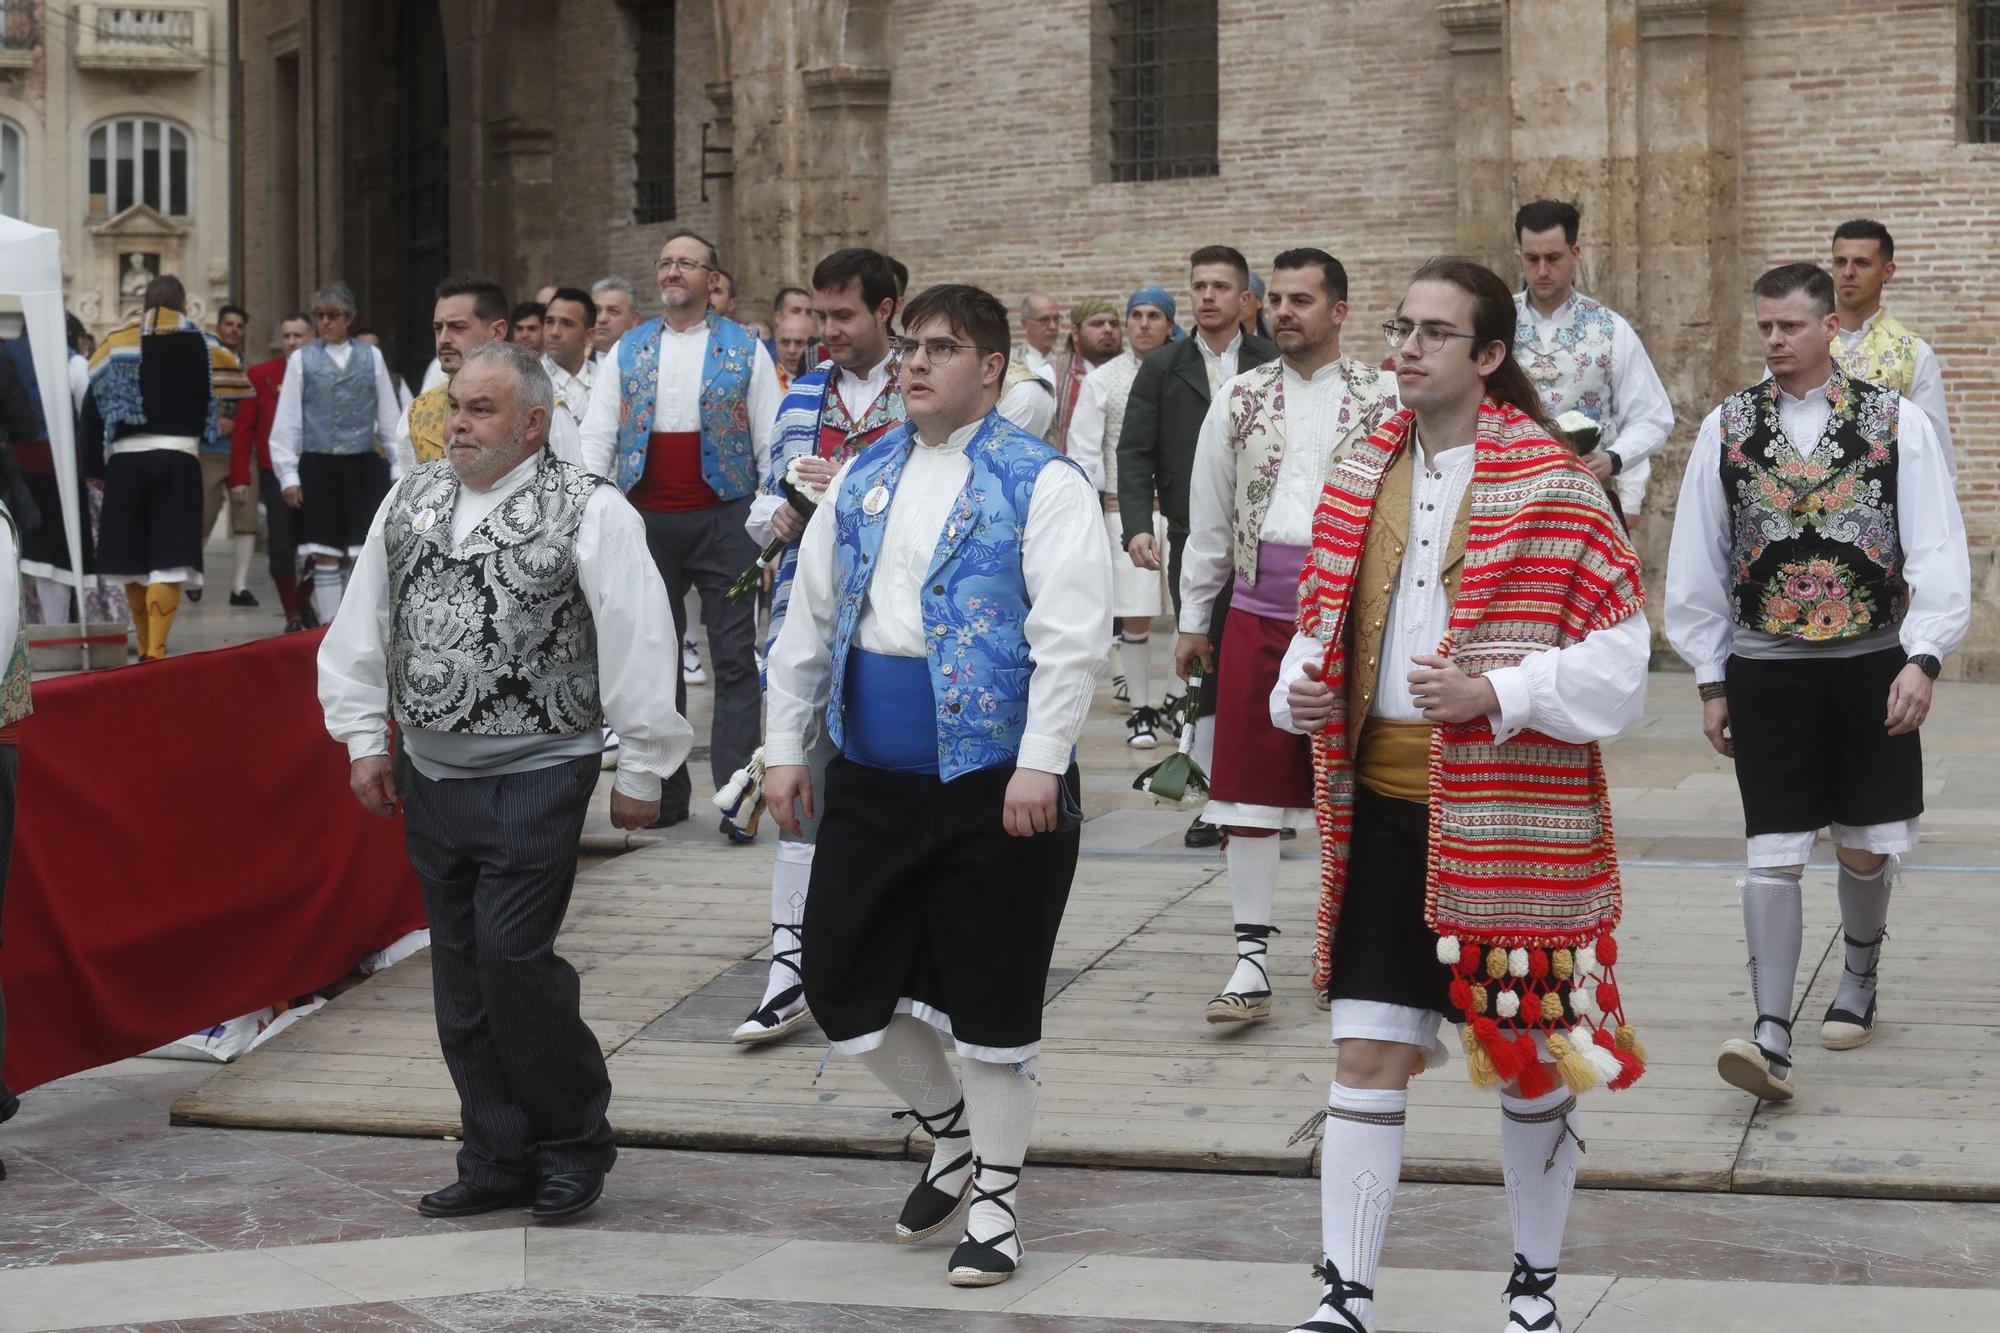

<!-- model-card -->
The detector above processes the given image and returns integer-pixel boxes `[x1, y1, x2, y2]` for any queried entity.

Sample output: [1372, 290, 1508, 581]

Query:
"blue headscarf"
[1127, 285, 1180, 340]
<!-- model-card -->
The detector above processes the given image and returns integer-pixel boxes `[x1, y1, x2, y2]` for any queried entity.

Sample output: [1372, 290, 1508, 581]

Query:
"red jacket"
[230, 355, 288, 486]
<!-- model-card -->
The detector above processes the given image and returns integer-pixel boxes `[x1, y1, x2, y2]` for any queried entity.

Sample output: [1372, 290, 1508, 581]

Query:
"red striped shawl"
[1299, 399, 1649, 1091]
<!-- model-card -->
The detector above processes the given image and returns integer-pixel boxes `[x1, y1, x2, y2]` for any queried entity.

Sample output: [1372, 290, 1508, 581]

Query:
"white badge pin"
[862, 484, 890, 516]
[413, 507, 437, 534]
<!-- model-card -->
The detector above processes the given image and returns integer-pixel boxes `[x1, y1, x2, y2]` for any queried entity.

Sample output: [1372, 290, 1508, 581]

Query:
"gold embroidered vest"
[1831, 311, 1919, 398]
[406, 382, 451, 465]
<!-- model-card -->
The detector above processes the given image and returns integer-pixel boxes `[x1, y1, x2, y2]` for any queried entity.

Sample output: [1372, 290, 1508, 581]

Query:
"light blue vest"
[299, 340, 379, 455]
[611, 315, 758, 501]
[825, 413, 1078, 781]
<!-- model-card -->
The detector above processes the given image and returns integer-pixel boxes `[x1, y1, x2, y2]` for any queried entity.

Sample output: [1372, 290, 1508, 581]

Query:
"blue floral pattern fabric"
[611, 314, 758, 500]
[825, 412, 1077, 780]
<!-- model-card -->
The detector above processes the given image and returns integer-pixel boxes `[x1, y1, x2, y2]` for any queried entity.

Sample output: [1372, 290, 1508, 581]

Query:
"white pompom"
[1575, 945, 1598, 980]
[1508, 947, 1530, 978]
[1574, 986, 1599, 1018]
[1436, 936, 1461, 966]
[1497, 990, 1521, 1019]
[1583, 1041, 1623, 1084]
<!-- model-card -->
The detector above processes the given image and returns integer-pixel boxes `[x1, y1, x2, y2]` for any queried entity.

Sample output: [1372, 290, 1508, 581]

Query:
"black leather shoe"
[416, 1178, 536, 1218]
[1184, 817, 1221, 849]
[531, 1170, 605, 1222]
[185, 588, 202, 603]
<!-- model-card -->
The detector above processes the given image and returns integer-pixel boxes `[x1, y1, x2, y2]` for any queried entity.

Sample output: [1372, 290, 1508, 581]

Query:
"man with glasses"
[1010, 293, 1062, 379]
[730, 247, 906, 1046]
[1275, 257, 1651, 1333]
[581, 229, 780, 836]
[764, 283, 1109, 1290]
[1512, 199, 1674, 526]
[268, 281, 404, 626]
[1177, 249, 1395, 1029]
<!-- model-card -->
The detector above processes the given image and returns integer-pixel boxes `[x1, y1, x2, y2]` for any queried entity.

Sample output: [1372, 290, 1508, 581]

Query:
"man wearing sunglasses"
[1177, 249, 1396, 1031]
[764, 284, 1110, 1289]
[580, 229, 781, 837]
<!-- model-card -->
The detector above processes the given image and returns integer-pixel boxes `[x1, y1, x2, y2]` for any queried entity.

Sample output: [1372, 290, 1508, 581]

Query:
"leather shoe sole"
[532, 1171, 605, 1223]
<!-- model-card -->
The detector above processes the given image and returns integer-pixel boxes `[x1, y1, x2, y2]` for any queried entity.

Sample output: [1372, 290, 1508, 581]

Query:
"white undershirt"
[267, 341, 406, 490]
[316, 452, 694, 800]
[1835, 311, 1955, 475]
[1513, 291, 1676, 515]
[764, 414, 1113, 776]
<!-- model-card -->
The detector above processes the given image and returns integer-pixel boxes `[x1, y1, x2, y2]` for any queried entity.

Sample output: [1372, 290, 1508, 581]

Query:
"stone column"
[1436, 2, 1512, 274]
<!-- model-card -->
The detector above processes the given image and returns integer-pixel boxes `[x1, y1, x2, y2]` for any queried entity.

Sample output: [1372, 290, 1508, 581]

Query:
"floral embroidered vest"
[1096, 350, 1141, 494]
[300, 340, 380, 455]
[825, 413, 1077, 780]
[2, 503, 33, 731]
[1514, 293, 1618, 439]
[1718, 369, 1905, 644]
[611, 314, 758, 500]
[383, 457, 604, 736]
[1832, 311, 1919, 398]
[406, 381, 450, 465]
[1222, 357, 1394, 583]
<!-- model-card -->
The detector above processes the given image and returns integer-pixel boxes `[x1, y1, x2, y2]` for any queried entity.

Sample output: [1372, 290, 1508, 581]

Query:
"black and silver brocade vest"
[1717, 369, 1905, 644]
[384, 456, 604, 736]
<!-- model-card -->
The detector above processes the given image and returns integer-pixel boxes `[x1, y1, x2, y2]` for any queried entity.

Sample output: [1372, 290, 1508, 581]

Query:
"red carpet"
[2, 631, 425, 1093]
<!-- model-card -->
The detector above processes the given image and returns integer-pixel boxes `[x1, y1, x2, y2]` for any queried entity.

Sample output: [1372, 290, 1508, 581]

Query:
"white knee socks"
[231, 534, 256, 594]
[858, 1016, 972, 1200]
[1833, 856, 1893, 1016]
[1306, 1081, 1407, 1332]
[1225, 834, 1281, 995]
[1741, 868, 1804, 1073]
[1501, 1084, 1583, 1329]
[761, 842, 812, 1013]
[960, 1056, 1039, 1262]
[1120, 631, 1152, 711]
[311, 563, 344, 622]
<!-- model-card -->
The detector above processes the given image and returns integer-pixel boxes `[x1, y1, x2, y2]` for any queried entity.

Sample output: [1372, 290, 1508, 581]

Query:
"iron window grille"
[1108, 0, 1219, 183]
[633, 2, 676, 224]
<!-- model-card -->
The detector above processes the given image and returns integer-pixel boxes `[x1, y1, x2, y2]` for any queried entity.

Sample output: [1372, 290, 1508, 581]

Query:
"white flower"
[783, 454, 829, 504]
[1555, 410, 1598, 436]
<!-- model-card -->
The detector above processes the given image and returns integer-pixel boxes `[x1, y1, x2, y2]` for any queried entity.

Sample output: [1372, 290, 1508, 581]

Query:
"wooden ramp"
[173, 678, 2000, 1200]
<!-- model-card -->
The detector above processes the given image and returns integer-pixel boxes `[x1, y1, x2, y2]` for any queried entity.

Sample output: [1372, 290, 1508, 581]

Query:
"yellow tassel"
[1546, 1032, 1601, 1093]
[1540, 990, 1566, 1023]
[1616, 1022, 1649, 1064]
[1551, 948, 1573, 982]
[1471, 984, 1489, 1015]
[1462, 1025, 1501, 1088]
[1486, 946, 1509, 980]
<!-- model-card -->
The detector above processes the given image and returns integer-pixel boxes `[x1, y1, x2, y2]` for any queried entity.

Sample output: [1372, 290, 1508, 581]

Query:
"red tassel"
[1597, 981, 1621, 1014]
[1607, 1048, 1645, 1092]
[1457, 949, 1483, 978]
[1597, 936, 1619, 966]
[1513, 1048, 1556, 1098]
[1591, 1028, 1617, 1051]
[1528, 949, 1550, 980]
[1449, 978, 1472, 1012]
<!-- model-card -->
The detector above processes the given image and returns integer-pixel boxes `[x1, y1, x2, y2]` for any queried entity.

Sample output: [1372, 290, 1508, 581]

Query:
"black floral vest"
[1717, 369, 1904, 644]
[384, 456, 604, 736]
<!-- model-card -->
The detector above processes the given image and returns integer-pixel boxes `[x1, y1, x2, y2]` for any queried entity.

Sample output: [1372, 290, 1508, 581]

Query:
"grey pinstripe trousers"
[403, 753, 615, 1187]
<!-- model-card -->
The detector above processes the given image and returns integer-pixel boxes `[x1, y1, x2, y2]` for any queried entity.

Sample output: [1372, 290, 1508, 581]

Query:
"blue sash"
[841, 649, 940, 775]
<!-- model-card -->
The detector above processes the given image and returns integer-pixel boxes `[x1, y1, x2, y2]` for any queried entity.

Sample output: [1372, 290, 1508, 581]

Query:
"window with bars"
[1973, 0, 2000, 143]
[87, 116, 192, 218]
[632, 2, 676, 224]
[1107, 0, 1219, 183]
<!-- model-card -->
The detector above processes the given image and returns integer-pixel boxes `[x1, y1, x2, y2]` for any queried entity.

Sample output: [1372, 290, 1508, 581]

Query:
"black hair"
[544, 287, 597, 327]
[900, 283, 1010, 364]
[509, 301, 546, 325]
[810, 248, 900, 314]
[1407, 255, 1558, 435]
[1272, 247, 1349, 304]
[142, 274, 187, 312]
[1752, 262, 1837, 319]
[434, 273, 510, 326]
[1188, 244, 1250, 284]
[1514, 199, 1582, 246]
[1831, 218, 1894, 261]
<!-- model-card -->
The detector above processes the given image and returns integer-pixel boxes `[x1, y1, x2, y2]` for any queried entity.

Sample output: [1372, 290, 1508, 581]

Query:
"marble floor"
[5, 1058, 2000, 1331]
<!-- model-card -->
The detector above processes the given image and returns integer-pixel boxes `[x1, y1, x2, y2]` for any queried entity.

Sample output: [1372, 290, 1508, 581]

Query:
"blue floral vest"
[611, 314, 758, 501]
[825, 413, 1076, 781]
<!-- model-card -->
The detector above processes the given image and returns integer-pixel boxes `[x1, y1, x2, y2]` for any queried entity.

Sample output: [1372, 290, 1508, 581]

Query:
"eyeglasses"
[890, 336, 999, 365]
[1382, 320, 1479, 354]
[655, 258, 710, 275]
[311, 308, 346, 319]
[1022, 313, 1062, 327]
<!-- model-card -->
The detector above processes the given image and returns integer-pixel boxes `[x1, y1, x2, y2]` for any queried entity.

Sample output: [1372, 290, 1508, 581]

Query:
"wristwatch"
[1606, 451, 1624, 476]
[1908, 653, 1942, 680]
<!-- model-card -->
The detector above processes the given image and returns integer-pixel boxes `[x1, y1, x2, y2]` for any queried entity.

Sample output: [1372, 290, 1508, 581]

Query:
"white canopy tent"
[0, 216, 88, 643]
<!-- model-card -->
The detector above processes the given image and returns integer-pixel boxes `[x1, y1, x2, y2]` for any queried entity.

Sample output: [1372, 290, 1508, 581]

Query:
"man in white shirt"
[1012, 293, 1061, 377]
[1828, 218, 1955, 473]
[579, 230, 780, 834]
[319, 341, 690, 1226]
[1275, 256, 1651, 1333]
[1666, 263, 1971, 1106]
[539, 287, 599, 443]
[1177, 249, 1396, 1030]
[764, 284, 1110, 1290]
[1511, 199, 1675, 524]
[1064, 285, 1178, 745]
[267, 282, 405, 625]
[589, 277, 639, 358]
